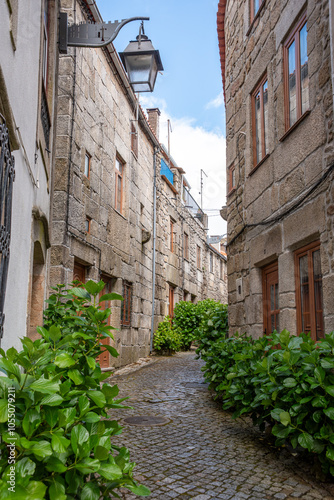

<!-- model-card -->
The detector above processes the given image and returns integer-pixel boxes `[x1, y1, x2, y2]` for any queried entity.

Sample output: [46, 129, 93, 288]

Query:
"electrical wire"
[227, 162, 334, 247]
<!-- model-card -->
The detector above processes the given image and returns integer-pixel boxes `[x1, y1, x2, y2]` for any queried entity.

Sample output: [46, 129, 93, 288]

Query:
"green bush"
[173, 299, 224, 350]
[172, 302, 197, 350]
[196, 327, 334, 478]
[0, 281, 149, 499]
[153, 317, 182, 354]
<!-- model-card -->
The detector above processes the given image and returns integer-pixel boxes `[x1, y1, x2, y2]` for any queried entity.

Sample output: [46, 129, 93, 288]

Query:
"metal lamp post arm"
[59, 14, 150, 53]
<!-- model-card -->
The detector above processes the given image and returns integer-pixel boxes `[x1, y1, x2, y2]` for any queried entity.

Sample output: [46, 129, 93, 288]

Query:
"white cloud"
[205, 90, 225, 110]
[140, 97, 227, 235]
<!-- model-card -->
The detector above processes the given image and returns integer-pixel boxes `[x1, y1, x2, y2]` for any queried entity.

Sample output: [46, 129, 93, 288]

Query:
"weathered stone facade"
[50, 0, 227, 368]
[51, 0, 160, 368]
[153, 143, 227, 330]
[218, 0, 334, 338]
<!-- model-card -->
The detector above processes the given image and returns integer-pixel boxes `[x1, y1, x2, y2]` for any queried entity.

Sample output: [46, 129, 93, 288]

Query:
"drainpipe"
[150, 146, 159, 352]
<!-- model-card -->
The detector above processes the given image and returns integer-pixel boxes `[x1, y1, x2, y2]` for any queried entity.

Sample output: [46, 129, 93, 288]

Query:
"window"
[184, 232, 189, 260]
[295, 242, 324, 340]
[228, 164, 236, 193]
[252, 75, 268, 167]
[131, 122, 138, 157]
[209, 253, 214, 273]
[121, 281, 132, 327]
[284, 14, 309, 131]
[220, 260, 224, 280]
[42, 0, 49, 88]
[115, 157, 124, 213]
[170, 218, 174, 252]
[250, 0, 265, 23]
[197, 245, 201, 269]
[85, 217, 91, 234]
[84, 152, 91, 178]
[168, 286, 175, 318]
[263, 262, 280, 335]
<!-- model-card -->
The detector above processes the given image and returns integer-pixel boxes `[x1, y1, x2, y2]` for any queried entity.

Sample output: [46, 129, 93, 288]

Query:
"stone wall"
[51, 0, 158, 367]
[223, 0, 334, 337]
[153, 149, 227, 331]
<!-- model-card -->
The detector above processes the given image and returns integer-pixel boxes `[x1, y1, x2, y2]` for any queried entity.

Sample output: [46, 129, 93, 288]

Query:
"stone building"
[148, 114, 227, 329]
[0, 0, 59, 351]
[50, 0, 161, 368]
[51, 0, 227, 368]
[218, 0, 334, 339]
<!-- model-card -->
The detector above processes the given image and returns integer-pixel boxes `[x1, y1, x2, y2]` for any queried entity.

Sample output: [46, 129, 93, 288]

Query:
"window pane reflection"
[288, 41, 297, 126]
[300, 23, 309, 115]
[255, 90, 262, 163]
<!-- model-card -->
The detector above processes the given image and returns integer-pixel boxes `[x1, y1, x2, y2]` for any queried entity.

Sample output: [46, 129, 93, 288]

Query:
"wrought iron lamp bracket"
[59, 13, 150, 54]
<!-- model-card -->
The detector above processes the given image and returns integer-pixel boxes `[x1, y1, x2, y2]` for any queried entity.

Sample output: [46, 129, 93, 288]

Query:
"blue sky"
[97, 0, 227, 235]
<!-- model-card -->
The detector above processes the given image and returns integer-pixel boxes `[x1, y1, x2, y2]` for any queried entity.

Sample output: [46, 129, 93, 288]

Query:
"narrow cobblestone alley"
[108, 352, 334, 500]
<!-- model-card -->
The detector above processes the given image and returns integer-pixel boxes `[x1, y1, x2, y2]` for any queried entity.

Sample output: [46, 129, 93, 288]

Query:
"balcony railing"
[160, 158, 174, 185]
[183, 186, 204, 223]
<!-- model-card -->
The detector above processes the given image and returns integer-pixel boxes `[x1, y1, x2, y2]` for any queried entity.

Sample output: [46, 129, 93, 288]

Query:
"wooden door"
[97, 278, 112, 369]
[73, 262, 86, 284]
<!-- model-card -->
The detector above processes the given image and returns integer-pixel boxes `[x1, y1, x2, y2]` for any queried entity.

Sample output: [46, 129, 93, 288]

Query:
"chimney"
[147, 108, 161, 140]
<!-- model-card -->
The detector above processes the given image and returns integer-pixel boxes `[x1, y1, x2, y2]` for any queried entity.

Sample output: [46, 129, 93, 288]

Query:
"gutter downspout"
[150, 146, 159, 352]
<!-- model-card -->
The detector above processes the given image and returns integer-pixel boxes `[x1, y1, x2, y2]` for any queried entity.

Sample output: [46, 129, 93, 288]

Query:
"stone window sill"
[249, 153, 270, 177]
[279, 110, 310, 142]
[227, 187, 236, 198]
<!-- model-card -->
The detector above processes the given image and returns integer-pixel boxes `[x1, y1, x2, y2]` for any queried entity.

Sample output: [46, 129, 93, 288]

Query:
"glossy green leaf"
[298, 432, 314, 451]
[87, 390, 106, 407]
[324, 407, 334, 420]
[71, 425, 89, 454]
[40, 394, 64, 406]
[81, 483, 100, 500]
[29, 376, 60, 394]
[127, 484, 151, 497]
[51, 434, 71, 453]
[54, 353, 76, 368]
[99, 293, 123, 303]
[98, 463, 122, 480]
[0, 399, 8, 422]
[48, 480, 66, 500]
[68, 369, 84, 385]
[279, 411, 291, 426]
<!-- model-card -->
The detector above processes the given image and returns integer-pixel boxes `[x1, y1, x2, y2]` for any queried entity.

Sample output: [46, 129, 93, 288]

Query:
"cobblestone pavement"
[107, 352, 334, 500]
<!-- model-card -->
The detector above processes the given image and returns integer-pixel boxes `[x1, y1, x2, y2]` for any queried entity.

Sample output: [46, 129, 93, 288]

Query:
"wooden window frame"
[84, 152, 91, 178]
[252, 74, 268, 169]
[262, 261, 280, 335]
[295, 241, 324, 340]
[228, 163, 236, 194]
[170, 218, 174, 253]
[131, 121, 138, 157]
[115, 156, 124, 214]
[121, 281, 132, 327]
[168, 286, 175, 318]
[184, 232, 189, 260]
[197, 245, 201, 269]
[283, 13, 308, 132]
[250, 0, 265, 23]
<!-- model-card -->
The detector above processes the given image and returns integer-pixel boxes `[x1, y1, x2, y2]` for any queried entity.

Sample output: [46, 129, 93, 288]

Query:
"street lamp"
[119, 23, 163, 93]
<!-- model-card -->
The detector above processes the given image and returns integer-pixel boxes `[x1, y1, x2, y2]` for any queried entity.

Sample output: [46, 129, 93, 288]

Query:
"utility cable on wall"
[227, 162, 334, 247]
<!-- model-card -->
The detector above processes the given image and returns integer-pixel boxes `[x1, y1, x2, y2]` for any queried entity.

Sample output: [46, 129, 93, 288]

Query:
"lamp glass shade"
[119, 35, 163, 93]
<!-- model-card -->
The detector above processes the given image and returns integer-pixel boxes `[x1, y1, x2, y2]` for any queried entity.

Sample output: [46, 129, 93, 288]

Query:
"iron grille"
[0, 114, 15, 340]
[41, 85, 51, 149]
